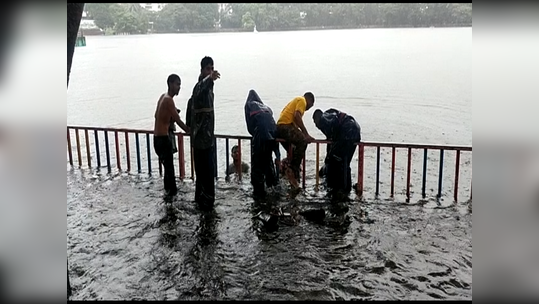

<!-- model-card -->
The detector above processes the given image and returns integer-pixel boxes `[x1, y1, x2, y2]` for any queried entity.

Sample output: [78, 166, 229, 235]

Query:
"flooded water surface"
[67, 169, 471, 300]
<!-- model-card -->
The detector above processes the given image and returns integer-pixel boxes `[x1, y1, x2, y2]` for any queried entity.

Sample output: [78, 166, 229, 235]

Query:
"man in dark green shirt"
[186, 56, 220, 207]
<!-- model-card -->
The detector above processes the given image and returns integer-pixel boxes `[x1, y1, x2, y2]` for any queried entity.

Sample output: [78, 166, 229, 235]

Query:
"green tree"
[85, 3, 122, 30]
[153, 3, 218, 32]
[112, 4, 150, 34]
[114, 11, 139, 34]
[242, 12, 255, 30]
[100, 2, 472, 33]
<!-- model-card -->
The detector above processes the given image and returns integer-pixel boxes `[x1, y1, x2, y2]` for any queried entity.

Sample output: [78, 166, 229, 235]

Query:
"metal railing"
[67, 125, 472, 202]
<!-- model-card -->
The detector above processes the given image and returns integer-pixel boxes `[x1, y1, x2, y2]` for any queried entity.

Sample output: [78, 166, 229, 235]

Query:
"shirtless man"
[154, 74, 190, 196]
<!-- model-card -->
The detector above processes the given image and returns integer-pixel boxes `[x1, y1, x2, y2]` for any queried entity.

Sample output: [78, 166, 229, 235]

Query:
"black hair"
[304, 92, 315, 103]
[201, 56, 214, 69]
[313, 109, 323, 120]
[167, 74, 181, 86]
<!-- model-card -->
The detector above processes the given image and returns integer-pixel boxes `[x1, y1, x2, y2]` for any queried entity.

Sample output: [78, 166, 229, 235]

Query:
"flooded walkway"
[67, 169, 472, 300]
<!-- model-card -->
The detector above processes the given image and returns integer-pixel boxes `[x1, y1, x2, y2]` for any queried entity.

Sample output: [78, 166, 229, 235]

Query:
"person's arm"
[167, 98, 190, 133]
[193, 71, 220, 99]
[294, 111, 314, 141]
[192, 75, 213, 98]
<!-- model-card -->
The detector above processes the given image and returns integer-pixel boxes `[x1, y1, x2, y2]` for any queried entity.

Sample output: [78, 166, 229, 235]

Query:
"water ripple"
[67, 170, 471, 300]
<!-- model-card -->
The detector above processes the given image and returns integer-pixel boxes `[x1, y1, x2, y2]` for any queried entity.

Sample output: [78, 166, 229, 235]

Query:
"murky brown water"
[67, 168, 471, 300]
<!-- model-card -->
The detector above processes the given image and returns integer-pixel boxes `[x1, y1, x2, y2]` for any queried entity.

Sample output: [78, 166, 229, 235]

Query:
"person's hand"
[183, 126, 191, 134]
[305, 134, 315, 142]
[211, 70, 221, 81]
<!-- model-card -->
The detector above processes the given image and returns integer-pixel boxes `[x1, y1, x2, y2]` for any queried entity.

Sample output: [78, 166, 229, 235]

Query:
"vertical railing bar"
[67, 128, 73, 166]
[84, 129, 91, 168]
[225, 138, 230, 179]
[302, 153, 306, 189]
[422, 148, 428, 198]
[94, 130, 101, 169]
[75, 128, 82, 167]
[135, 132, 141, 174]
[115, 131, 121, 170]
[376, 146, 380, 197]
[358, 144, 364, 197]
[315, 142, 320, 189]
[437, 149, 444, 198]
[104, 131, 111, 173]
[214, 138, 218, 180]
[406, 147, 411, 201]
[454, 150, 461, 202]
[238, 139, 242, 181]
[146, 133, 151, 175]
[125, 132, 131, 172]
[391, 146, 396, 198]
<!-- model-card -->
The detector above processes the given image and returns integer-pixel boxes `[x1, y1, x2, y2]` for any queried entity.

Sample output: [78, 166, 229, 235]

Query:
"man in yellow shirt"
[276, 92, 316, 188]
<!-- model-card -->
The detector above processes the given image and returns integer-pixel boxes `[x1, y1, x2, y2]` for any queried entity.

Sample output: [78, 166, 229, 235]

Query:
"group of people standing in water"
[153, 56, 362, 207]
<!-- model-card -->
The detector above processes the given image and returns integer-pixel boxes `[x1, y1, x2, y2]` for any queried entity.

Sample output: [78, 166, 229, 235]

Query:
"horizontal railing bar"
[67, 126, 472, 151]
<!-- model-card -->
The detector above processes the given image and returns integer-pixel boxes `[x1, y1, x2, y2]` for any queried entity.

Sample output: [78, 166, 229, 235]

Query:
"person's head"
[167, 74, 181, 96]
[231, 145, 240, 161]
[312, 109, 323, 128]
[279, 157, 290, 175]
[200, 56, 214, 78]
[304, 92, 315, 111]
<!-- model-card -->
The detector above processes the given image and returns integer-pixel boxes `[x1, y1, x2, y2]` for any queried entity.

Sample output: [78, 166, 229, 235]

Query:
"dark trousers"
[326, 142, 356, 193]
[154, 135, 177, 193]
[325, 122, 361, 193]
[276, 124, 307, 177]
[251, 139, 278, 197]
[194, 147, 216, 204]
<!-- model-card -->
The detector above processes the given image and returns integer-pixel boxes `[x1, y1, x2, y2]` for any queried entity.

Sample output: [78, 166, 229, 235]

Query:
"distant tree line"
[85, 3, 472, 35]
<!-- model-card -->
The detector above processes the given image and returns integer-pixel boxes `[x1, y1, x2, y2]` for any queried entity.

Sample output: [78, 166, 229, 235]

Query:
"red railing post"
[115, 131, 121, 170]
[315, 143, 320, 189]
[454, 150, 461, 202]
[302, 154, 306, 189]
[357, 143, 364, 196]
[75, 128, 82, 167]
[391, 146, 396, 198]
[125, 132, 131, 172]
[85, 129, 91, 168]
[238, 139, 242, 181]
[406, 147, 412, 201]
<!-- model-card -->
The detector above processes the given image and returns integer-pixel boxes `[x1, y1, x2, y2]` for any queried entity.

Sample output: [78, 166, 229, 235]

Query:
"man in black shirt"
[186, 56, 220, 207]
